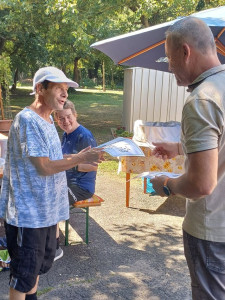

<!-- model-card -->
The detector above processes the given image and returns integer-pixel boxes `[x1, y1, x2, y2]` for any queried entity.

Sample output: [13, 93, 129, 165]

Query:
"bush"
[112, 126, 133, 138]
[0, 54, 12, 119]
[79, 78, 96, 88]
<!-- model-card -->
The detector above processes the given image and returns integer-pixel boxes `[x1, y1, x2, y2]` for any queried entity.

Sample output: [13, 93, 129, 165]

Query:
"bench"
[64, 194, 104, 245]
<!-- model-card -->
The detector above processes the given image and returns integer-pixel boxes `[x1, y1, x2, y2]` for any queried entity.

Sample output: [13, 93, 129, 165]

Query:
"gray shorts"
[183, 230, 225, 300]
[68, 184, 93, 205]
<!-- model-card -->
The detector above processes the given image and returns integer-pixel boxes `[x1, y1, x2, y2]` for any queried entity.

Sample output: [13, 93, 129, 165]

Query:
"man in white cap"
[0, 66, 103, 300]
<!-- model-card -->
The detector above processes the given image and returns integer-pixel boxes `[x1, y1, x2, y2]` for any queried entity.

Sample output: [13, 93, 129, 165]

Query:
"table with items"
[119, 121, 185, 207]
[120, 147, 184, 207]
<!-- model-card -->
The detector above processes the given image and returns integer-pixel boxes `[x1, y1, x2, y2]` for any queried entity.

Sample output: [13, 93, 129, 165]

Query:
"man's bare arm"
[170, 148, 218, 198]
[77, 164, 98, 172]
[152, 142, 183, 159]
[30, 147, 103, 176]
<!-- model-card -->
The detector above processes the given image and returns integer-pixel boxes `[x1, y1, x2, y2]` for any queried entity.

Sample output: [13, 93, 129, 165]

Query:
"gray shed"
[123, 67, 190, 132]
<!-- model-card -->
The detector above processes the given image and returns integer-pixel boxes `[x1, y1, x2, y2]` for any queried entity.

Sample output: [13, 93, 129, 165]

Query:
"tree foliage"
[0, 54, 12, 118]
[0, 0, 223, 96]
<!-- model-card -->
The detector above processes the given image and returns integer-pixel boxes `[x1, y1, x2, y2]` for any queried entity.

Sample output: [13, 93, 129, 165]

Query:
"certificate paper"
[97, 137, 145, 157]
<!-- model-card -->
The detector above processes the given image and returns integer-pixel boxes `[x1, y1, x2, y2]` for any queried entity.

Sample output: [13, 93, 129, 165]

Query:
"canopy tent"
[91, 6, 225, 72]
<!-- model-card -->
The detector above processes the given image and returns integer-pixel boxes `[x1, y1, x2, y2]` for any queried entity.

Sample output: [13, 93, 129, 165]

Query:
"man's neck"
[28, 99, 52, 123]
[190, 51, 221, 83]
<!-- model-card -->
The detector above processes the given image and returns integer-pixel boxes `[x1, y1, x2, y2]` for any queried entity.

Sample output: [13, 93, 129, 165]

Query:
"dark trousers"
[183, 230, 225, 300]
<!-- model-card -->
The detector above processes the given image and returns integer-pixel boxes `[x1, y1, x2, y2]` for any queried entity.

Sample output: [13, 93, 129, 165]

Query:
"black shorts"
[68, 184, 93, 204]
[4, 222, 57, 293]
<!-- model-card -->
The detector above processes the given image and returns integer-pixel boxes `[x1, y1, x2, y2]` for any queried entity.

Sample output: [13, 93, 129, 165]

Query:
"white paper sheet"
[130, 171, 182, 181]
[97, 137, 145, 157]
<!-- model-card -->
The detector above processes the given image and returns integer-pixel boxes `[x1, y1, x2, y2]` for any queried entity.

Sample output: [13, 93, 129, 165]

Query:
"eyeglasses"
[156, 57, 169, 63]
[58, 114, 73, 123]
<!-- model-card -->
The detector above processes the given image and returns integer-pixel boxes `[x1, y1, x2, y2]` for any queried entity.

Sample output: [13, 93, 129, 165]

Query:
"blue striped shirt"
[0, 108, 69, 227]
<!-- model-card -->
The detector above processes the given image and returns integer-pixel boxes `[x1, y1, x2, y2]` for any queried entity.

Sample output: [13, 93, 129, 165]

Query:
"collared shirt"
[188, 64, 225, 93]
[0, 108, 69, 228]
[181, 64, 225, 241]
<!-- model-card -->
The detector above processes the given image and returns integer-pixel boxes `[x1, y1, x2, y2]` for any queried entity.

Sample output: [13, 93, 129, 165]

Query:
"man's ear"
[183, 43, 191, 63]
[36, 83, 44, 95]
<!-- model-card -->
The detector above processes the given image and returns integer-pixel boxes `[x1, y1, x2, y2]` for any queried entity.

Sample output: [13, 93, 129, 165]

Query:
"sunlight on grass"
[16, 86, 123, 95]
[97, 159, 144, 187]
[98, 160, 126, 179]
[90, 103, 120, 108]
[98, 159, 118, 172]
[17, 86, 33, 90]
[78, 88, 123, 95]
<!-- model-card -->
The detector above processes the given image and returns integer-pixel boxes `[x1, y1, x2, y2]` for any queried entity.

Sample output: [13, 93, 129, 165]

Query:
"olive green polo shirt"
[181, 65, 225, 242]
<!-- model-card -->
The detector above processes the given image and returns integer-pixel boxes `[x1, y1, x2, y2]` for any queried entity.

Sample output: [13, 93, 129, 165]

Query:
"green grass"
[67, 89, 123, 144]
[9, 87, 34, 117]
[10, 86, 123, 145]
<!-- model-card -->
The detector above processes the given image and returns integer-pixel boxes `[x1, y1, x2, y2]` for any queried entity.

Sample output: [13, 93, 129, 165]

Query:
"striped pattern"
[123, 68, 189, 132]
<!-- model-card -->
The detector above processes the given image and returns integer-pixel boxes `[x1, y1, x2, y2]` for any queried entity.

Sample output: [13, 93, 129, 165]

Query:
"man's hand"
[30, 147, 104, 176]
[77, 146, 104, 165]
[152, 142, 181, 160]
[150, 175, 168, 197]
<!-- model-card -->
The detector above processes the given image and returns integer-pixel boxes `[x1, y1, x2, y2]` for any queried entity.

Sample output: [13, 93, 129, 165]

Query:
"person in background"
[150, 17, 225, 299]
[0, 66, 103, 300]
[54, 100, 97, 260]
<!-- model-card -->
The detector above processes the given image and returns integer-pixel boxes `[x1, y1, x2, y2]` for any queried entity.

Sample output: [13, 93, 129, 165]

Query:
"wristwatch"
[163, 177, 172, 196]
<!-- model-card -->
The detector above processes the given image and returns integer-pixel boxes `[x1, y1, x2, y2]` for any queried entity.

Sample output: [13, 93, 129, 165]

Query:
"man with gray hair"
[151, 17, 225, 299]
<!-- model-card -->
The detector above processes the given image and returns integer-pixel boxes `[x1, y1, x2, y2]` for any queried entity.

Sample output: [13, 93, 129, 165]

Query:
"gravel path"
[0, 171, 192, 300]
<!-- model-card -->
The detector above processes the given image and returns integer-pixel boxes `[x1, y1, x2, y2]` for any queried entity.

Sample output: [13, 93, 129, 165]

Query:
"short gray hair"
[166, 17, 216, 54]
[63, 100, 76, 114]
[54, 100, 77, 118]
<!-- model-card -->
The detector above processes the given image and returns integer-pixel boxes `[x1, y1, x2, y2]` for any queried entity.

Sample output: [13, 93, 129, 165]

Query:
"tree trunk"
[102, 60, 106, 92]
[73, 57, 80, 83]
[0, 85, 4, 120]
[111, 68, 114, 89]
[61, 65, 66, 74]
[141, 15, 149, 28]
[88, 69, 94, 79]
[94, 61, 100, 79]
[196, 0, 205, 11]
[11, 68, 18, 92]
[0, 37, 5, 55]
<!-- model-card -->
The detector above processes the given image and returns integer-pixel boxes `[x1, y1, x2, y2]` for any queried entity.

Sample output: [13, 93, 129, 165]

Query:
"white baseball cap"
[31, 66, 79, 94]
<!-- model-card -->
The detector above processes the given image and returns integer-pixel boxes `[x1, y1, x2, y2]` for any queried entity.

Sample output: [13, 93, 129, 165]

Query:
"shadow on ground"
[138, 196, 186, 217]
[0, 174, 191, 300]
